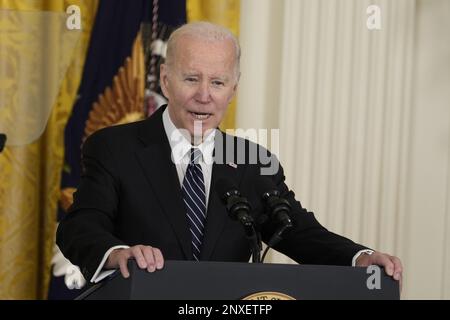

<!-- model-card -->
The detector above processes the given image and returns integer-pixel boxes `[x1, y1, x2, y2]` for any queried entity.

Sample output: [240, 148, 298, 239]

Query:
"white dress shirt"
[162, 108, 215, 207]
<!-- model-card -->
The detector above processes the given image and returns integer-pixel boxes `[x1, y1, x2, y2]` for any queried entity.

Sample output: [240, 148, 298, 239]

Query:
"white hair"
[165, 21, 241, 78]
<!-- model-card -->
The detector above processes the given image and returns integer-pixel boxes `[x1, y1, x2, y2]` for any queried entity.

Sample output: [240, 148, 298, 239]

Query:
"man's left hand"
[356, 251, 403, 289]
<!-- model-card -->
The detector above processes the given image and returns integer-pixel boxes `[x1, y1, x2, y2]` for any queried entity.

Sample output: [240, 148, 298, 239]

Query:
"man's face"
[160, 35, 238, 140]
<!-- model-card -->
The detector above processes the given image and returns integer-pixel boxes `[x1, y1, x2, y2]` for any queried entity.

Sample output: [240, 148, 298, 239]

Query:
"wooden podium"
[77, 260, 399, 300]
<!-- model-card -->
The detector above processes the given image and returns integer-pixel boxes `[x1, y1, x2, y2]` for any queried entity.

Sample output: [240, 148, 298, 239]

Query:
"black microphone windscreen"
[255, 176, 277, 197]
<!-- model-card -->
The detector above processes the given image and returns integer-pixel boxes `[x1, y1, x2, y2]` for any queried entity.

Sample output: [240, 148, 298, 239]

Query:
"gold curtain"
[186, 0, 240, 130]
[0, 0, 98, 299]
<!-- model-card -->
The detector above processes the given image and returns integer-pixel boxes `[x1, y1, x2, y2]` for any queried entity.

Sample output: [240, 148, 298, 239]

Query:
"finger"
[131, 246, 147, 269]
[142, 247, 156, 272]
[118, 256, 130, 278]
[106, 248, 125, 269]
[373, 253, 395, 276]
[152, 247, 165, 270]
[391, 256, 403, 281]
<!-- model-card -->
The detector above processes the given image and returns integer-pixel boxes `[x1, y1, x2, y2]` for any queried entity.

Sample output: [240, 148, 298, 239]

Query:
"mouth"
[189, 111, 212, 121]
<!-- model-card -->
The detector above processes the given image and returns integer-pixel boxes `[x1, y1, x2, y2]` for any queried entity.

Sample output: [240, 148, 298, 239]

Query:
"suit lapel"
[135, 107, 192, 259]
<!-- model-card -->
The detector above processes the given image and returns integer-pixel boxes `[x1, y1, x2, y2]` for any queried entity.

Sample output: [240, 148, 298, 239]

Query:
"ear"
[227, 75, 240, 103]
[233, 72, 241, 93]
[160, 64, 170, 99]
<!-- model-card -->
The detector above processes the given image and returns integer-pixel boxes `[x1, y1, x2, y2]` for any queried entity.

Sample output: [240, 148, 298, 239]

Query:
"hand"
[105, 245, 164, 278]
[356, 251, 403, 290]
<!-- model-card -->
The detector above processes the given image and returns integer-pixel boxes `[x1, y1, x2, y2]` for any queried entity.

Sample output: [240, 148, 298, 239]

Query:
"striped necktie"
[181, 148, 207, 261]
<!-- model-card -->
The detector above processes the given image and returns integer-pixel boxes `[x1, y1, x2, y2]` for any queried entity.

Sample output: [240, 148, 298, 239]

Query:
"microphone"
[0, 134, 6, 153]
[256, 177, 293, 262]
[215, 178, 254, 227]
[256, 177, 293, 229]
[216, 178, 261, 263]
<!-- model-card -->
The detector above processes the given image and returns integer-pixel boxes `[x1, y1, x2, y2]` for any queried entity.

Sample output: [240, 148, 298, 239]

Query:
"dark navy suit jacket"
[57, 106, 367, 280]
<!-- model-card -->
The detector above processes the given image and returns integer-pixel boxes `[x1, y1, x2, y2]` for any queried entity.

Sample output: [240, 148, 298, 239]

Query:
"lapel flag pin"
[228, 162, 238, 169]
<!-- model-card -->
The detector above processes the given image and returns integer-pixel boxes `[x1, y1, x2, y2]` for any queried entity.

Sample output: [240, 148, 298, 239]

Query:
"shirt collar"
[162, 108, 216, 165]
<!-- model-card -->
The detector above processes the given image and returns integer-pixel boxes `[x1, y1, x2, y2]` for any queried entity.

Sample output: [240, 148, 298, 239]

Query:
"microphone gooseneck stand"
[257, 177, 294, 263]
[216, 178, 262, 263]
[222, 190, 262, 263]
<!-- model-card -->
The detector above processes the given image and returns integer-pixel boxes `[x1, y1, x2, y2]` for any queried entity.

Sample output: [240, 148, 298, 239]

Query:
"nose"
[195, 81, 211, 104]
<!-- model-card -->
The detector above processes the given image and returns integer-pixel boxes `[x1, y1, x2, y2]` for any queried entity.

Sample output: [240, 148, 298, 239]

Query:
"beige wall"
[407, 0, 450, 299]
[237, 0, 450, 299]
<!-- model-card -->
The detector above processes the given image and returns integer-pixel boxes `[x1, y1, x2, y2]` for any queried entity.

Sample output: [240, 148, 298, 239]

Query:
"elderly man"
[57, 22, 402, 286]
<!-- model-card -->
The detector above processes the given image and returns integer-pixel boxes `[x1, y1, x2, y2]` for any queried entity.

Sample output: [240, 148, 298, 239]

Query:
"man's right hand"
[105, 245, 165, 278]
